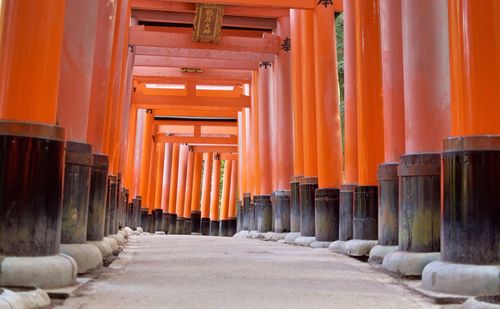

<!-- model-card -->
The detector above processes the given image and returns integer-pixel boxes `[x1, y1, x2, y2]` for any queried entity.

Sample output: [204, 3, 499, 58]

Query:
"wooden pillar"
[167, 143, 180, 233]
[228, 159, 238, 235]
[138, 110, 153, 203]
[124, 107, 138, 191]
[153, 143, 165, 210]
[312, 3, 343, 242]
[161, 143, 173, 212]
[209, 154, 222, 236]
[183, 149, 195, 234]
[238, 111, 246, 200]
[190, 152, 203, 233]
[219, 159, 233, 236]
[250, 72, 260, 197]
[175, 144, 189, 234]
[200, 152, 213, 235]
[420, 1, 500, 296]
[145, 138, 157, 211]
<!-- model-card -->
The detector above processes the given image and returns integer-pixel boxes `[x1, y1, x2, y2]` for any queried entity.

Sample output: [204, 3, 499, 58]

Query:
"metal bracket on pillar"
[145, 109, 153, 114]
[214, 153, 221, 161]
[281, 37, 291, 52]
[259, 62, 272, 69]
[317, 0, 333, 8]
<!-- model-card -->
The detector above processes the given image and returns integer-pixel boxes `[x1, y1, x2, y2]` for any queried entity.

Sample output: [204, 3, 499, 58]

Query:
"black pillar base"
[209, 220, 220, 236]
[315, 188, 340, 242]
[399, 153, 440, 252]
[0, 122, 65, 256]
[191, 211, 201, 233]
[167, 213, 177, 234]
[290, 177, 302, 233]
[61, 141, 93, 244]
[378, 163, 399, 246]
[300, 177, 318, 237]
[131, 196, 142, 230]
[184, 218, 192, 235]
[236, 200, 243, 232]
[442, 136, 500, 265]
[339, 184, 356, 241]
[271, 190, 291, 233]
[147, 214, 155, 233]
[162, 213, 169, 233]
[153, 208, 163, 232]
[87, 154, 109, 241]
[242, 193, 251, 230]
[227, 218, 237, 236]
[175, 218, 185, 235]
[200, 218, 210, 235]
[140, 208, 148, 231]
[256, 195, 272, 233]
[353, 186, 378, 240]
[219, 220, 229, 236]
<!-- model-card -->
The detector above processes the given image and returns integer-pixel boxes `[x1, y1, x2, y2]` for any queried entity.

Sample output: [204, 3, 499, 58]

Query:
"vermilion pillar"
[209, 154, 221, 236]
[200, 152, 213, 235]
[383, 0, 450, 277]
[190, 152, 203, 233]
[138, 109, 153, 206]
[160, 143, 173, 232]
[243, 108, 252, 231]
[289, 9, 304, 233]
[56, 0, 103, 273]
[237, 111, 245, 232]
[299, 9, 319, 238]
[256, 67, 273, 233]
[167, 143, 180, 234]
[175, 144, 189, 234]
[227, 160, 238, 236]
[371, 0, 406, 262]
[183, 149, 195, 234]
[0, 0, 76, 288]
[351, 0, 384, 245]
[124, 107, 138, 192]
[313, 3, 343, 244]
[152, 142, 165, 232]
[422, 1, 500, 296]
[219, 160, 233, 236]
[271, 16, 293, 234]
[338, 0, 359, 243]
[250, 72, 260, 198]
[145, 139, 157, 211]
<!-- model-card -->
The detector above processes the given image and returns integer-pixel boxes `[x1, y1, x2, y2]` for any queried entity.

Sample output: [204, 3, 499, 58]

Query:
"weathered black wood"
[132, 197, 142, 230]
[61, 141, 93, 244]
[147, 214, 155, 233]
[271, 190, 291, 233]
[209, 220, 220, 236]
[242, 193, 251, 230]
[377, 163, 399, 246]
[153, 208, 163, 231]
[290, 177, 302, 233]
[106, 178, 118, 235]
[168, 213, 177, 234]
[191, 210, 201, 233]
[0, 123, 65, 256]
[255, 195, 272, 233]
[442, 136, 500, 265]
[339, 184, 356, 241]
[140, 208, 148, 230]
[184, 218, 192, 235]
[399, 153, 440, 252]
[87, 154, 109, 241]
[300, 177, 318, 237]
[227, 218, 237, 236]
[200, 217, 210, 235]
[175, 217, 185, 234]
[315, 188, 340, 242]
[162, 212, 169, 233]
[237, 200, 243, 232]
[219, 220, 229, 236]
[353, 186, 378, 240]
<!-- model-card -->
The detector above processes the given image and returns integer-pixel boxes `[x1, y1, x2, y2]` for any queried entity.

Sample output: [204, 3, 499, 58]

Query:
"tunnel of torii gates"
[0, 0, 498, 300]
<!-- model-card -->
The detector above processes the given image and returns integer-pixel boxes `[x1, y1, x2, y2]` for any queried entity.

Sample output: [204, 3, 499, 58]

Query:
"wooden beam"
[132, 9, 276, 29]
[220, 153, 238, 160]
[134, 46, 275, 62]
[133, 67, 252, 81]
[132, 92, 250, 108]
[129, 26, 280, 54]
[156, 134, 238, 144]
[134, 55, 258, 70]
[154, 108, 240, 118]
[134, 75, 248, 85]
[156, 0, 315, 9]
[191, 145, 238, 153]
[131, 0, 195, 12]
[154, 119, 238, 127]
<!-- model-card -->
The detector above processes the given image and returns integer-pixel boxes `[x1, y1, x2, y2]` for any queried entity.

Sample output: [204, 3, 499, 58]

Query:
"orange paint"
[161, 143, 173, 211]
[300, 9, 318, 177]
[228, 160, 238, 218]
[402, 0, 450, 153]
[190, 152, 203, 212]
[273, 16, 294, 191]
[448, 0, 500, 136]
[314, 5, 342, 189]
[124, 107, 138, 191]
[56, 0, 99, 142]
[343, 0, 359, 184]
[220, 160, 232, 221]
[175, 144, 189, 217]
[168, 143, 180, 214]
[139, 110, 153, 202]
[380, 0, 405, 162]
[145, 140, 157, 210]
[257, 67, 273, 195]
[153, 142, 165, 210]
[250, 72, 261, 196]
[210, 155, 222, 221]
[87, 0, 117, 153]
[237, 111, 246, 199]
[200, 152, 213, 218]
[290, 9, 304, 177]
[183, 149, 195, 218]
[354, 0, 384, 186]
[0, 0, 66, 124]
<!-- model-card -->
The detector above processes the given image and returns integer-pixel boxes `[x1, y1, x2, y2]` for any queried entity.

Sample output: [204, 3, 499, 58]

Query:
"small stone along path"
[56, 235, 457, 309]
